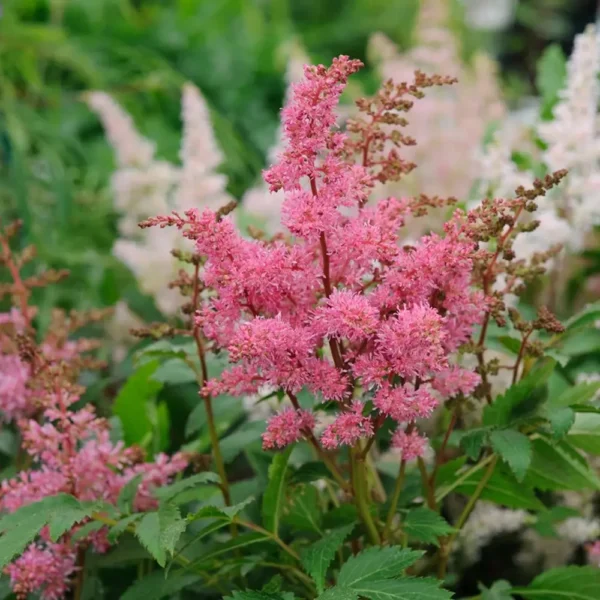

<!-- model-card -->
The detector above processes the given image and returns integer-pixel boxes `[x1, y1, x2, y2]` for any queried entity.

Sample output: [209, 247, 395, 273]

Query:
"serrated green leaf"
[284, 484, 322, 533]
[533, 506, 579, 538]
[338, 546, 423, 587]
[402, 508, 454, 547]
[459, 429, 489, 460]
[153, 472, 220, 502]
[113, 360, 163, 446]
[158, 504, 186, 556]
[262, 446, 292, 534]
[512, 565, 600, 600]
[317, 587, 359, 600]
[548, 382, 600, 411]
[547, 408, 575, 440]
[117, 474, 143, 515]
[525, 438, 600, 491]
[0, 512, 49, 569]
[71, 520, 105, 542]
[350, 577, 453, 600]
[107, 514, 143, 543]
[568, 412, 600, 454]
[135, 512, 165, 567]
[480, 580, 514, 600]
[301, 524, 354, 593]
[48, 498, 98, 542]
[489, 430, 531, 482]
[483, 359, 555, 427]
[565, 301, 600, 331]
[121, 571, 202, 600]
[190, 496, 255, 522]
[456, 468, 544, 510]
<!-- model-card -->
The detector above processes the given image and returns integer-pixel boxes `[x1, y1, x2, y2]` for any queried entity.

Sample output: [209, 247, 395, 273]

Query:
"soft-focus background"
[0, 0, 597, 321]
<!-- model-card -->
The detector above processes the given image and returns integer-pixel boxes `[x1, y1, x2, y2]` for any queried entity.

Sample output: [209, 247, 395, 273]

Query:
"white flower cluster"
[368, 0, 505, 201]
[477, 24, 600, 263]
[87, 85, 232, 317]
[456, 501, 529, 565]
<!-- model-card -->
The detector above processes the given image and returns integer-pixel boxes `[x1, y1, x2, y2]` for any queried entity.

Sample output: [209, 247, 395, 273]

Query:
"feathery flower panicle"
[144, 55, 494, 458]
[87, 84, 232, 318]
[391, 428, 429, 462]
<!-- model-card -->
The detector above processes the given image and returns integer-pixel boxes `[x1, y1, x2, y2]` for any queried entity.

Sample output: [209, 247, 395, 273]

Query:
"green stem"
[235, 519, 301, 562]
[383, 460, 406, 541]
[437, 455, 498, 580]
[434, 453, 496, 503]
[352, 449, 381, 545]
[417, 458, 436, 511]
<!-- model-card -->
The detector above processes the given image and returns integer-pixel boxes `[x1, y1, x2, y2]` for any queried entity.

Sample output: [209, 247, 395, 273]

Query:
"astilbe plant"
[143, 55, 566, 557]
[3, 55, 599, 600]
[0, 221, 189, 599]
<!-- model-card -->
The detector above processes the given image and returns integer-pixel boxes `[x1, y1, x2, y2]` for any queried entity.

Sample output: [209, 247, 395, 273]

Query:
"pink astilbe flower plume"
[392, 428, 429, 462]
[143, 56, 487, 461]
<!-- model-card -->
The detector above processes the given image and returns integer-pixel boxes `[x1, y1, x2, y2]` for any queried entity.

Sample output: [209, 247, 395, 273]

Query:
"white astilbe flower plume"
[368, 0, 505, 201]
[87, 85, 232, 318]
[86, 92, 155, 168]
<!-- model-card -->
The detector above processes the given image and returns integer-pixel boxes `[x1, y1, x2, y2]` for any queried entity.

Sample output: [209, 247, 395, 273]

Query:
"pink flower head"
[5, 542, 76, 600]
[376, 304, 447, 379]
[321, 403, 374, 449]
[0, 354, 35, 422]
[392, 428, 428, 462]
[313, 289, 379, 342]
[587, 540, 600, 567]
[262, 408, 315, 449]
[431, 365, 480, 398]
[373, 385, 438, 423]
[264, 56, 363, 193]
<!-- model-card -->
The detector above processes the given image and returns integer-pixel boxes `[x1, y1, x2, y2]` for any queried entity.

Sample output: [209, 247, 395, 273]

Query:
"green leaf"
[513, 565, 600, 600]
[262, 447, 292, 534]
[483, 359, 555, 427]
[456, 468, 545, 510]
[489, 430, 532, 482]
[221, 421, 266, 463]
[548, 382, 600, 410]
[107, 514, 143, 543]
[153, 472, 220, 502]
[71, 521, 105, 542]
[185, 395, 244, 440]
[117, 474, 143, 514]
[291, 462, 331, 484]
[135, 512, 165, 567]
[565, 301, 600, 331]
[188, 532, 267, 568]
[48, 498, 98, 542]
[547, 407, 575, 440]
[317, 587, 359, 600]
[190, 497, 255, 522]
[338, 546, 423, 587]
[113, 360, 163, 446]
[350, 577, 453, 600]
[525, 438, 600, 491]
[284, 484, 322, 533]
[0, 511, 50, 569]
[121, 571, 202, 600]
[151, 359, 196, 385]
[301, 524, 354, 593]
[224, 592, 292, 600]
[480, 580, 514, 600]
[568, 412, 600, 454]
[536, 44, 567, 119]
[158, 504, 186, 556]
[402, 508, 454, 547]
[533, 506, 579, 538]
[459, 429, 489, 460]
